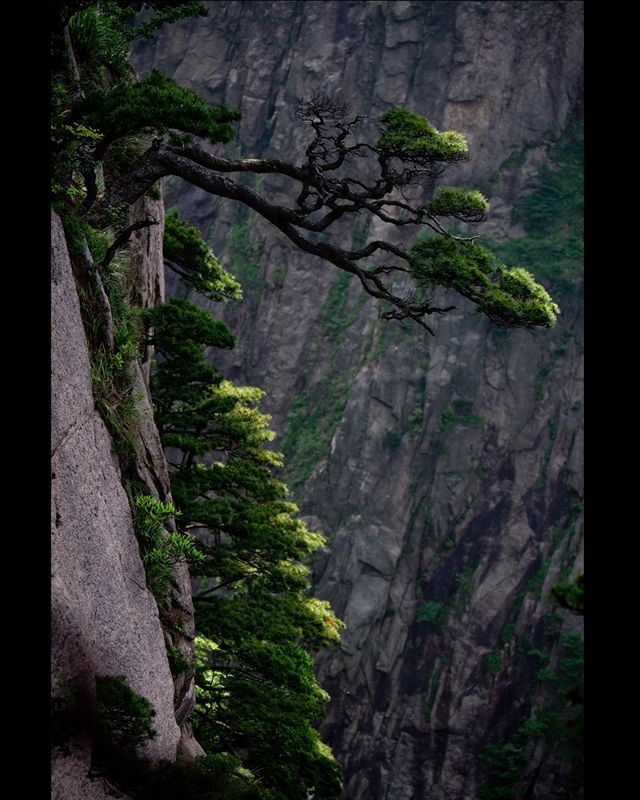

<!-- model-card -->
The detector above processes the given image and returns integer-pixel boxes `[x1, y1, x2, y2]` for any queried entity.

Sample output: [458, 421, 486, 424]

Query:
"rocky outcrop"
[125, 196, 202, 741]
[132, 3, 584, 797]
[306, 285, 584, 799]
[51, 194, 202, 797]
[51, 205, 180, 797]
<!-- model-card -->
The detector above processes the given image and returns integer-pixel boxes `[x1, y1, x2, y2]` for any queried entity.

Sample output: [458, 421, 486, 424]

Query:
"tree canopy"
[144, 297, 344, 799]
[163, 211, 242, 301]
[52, 1, 559, 335]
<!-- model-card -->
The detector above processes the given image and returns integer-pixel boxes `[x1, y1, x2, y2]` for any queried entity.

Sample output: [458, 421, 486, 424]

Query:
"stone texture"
[51, 189, 209, 792]
[51, 208, 181, 798]
[131, 3, 584, 797]
[123, 195, 200, 741]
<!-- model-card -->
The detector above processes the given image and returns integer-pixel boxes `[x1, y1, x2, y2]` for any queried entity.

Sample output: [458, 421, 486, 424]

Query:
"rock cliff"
[51, 193, 203, 798]
[127, 2, 584, 798]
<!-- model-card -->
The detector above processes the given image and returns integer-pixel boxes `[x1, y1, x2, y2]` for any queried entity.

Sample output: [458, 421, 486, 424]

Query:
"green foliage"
[194, 627, 342, 800]
[67, 222, 146, 457]
[499, 140, 537, 171]
[426, 187, 490, 222]
[54, 7, 341, 795]
[485, 652, 502, 675]
[410, 234, 559, 330]
[146, 299, 343, 797]
[54, 2, 560, 338]
[479, 554, 582, 792]
[128, 2, 209, 42]
[67, 3, 133, 86]
[440, 405, 455, 432]
[477, 628, 583, 799]
[54, 1, 209, 41]
[477, 743, 525, 799]
[224, 206, 264, 290]
[525, 559, 551, 600]
[528, 649, 551, 663]
[52, 2, 243, 467]
[489, 230, 583, 295]
[52, 4, 240, 221]
[53, 672, 274, 798]
[94, 674, 157, 750]
[476, 700, 573, 800]
[106, 747, 276, 799]
[53, 2, 561, 338]
[147, 296, 235, 357]
[414, 558, 478, 631]
[52, 673, 157, 765]
[377, 108, 468, 157]
[131, 494, 204, 607]
[66, 67, 241, 147]
[276, 272, 367, 498]
[517, 716, 551, 739]
[57, 207, 96, 257]
[166, 645, 191, 677]
[406, 386, 425, 437]
[549, 572, 584, 615]
[512, 124, 583, 236]
[416, 601, 443, 623]
[440, 402, 485, 432]
[144, 298, 235, 455]
[451, 562, 476, 613]
[280, 377, 350, 502]
[315, 270, 361, 342]
[559, 632, 584, 693]
[383, 430, 402, 448]
[499, 623, 515, 644]
[160, 376, 329, 594]
[487, 122, 584, 291]
[90, 351, 144, 453]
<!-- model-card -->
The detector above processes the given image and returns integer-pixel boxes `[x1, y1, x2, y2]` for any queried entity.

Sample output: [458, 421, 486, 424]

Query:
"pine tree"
[52, 3, 559, 334]
[144, 297, 344, 799]
[53, 5, 345, 796]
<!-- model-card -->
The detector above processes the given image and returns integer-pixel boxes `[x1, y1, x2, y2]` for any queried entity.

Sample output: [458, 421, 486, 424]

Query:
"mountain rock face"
[51, 196, 202, 798]
[132, 2, 584, 798]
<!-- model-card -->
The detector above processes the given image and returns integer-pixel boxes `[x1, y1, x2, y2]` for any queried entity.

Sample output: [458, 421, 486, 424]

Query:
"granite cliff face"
[51, 195, 203, 799]
[131, 2, 584, 798]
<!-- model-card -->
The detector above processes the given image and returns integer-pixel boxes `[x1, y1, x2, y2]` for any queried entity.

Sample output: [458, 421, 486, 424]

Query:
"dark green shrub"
[416, 601, 443, 623]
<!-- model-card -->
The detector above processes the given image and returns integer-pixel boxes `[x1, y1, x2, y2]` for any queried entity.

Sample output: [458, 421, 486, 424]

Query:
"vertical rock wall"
[51, 205, 180, 797]
[51, 194, 202, 796]
[131, 3, 584, 797]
